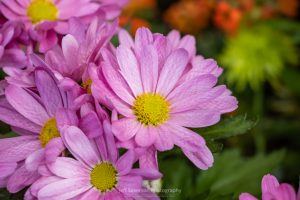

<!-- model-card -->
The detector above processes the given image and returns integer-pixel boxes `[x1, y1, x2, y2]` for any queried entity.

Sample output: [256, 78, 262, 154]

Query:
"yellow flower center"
[81, 79, 93, 94]
[133, 93, 170, 126]
[39, 118, 60, 147]
[27, 0, 58, 24]
[90, 162, 118, 192]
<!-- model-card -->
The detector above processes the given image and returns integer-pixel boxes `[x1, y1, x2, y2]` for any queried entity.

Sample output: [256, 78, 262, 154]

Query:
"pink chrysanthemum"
[0, 0, 100, 51]
[91, 27, 238, 169]
[36, 121, 161, 200]
[0, 68, 67, 192]
[240, 174, 300, 200]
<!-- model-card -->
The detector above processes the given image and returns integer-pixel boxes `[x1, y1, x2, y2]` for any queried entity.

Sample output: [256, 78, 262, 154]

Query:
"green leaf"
[195, 149, 285, 199]
[194, 115, 257, 141]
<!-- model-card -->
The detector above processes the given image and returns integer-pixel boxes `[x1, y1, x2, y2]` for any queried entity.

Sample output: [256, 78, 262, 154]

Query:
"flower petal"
[239, 193, 258, 200]
[261, 174, 280, 194]
[112, 118, 141, 142]
[25, 149, 45, 172]
[0, 163, 17, 178]
[116, 150, 135, 176]
[135, 126, 157, 147]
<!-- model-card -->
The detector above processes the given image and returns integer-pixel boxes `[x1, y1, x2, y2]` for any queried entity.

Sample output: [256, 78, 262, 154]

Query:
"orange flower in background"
[164, 0, 215, 34]
[276, 0, 299, 17]
[214, 1, 242, 36]
[123, 0, 156, 16]
[119, 16, 151, 35]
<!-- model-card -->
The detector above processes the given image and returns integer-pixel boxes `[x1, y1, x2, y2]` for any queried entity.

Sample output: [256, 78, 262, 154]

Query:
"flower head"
[91, 27, 238, 169]
[36, 120, 161, 199]
[239, 174, 300, 200]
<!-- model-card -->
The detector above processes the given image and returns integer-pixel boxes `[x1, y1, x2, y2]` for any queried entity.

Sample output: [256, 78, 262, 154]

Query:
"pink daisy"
[44, 17, 117, 82]
[36, 121, 161, 200]
[91, 27, 238, 170]
[240, 174, 300, 200]
[0, 68, 67, 192]
[0, 0, 100, 51]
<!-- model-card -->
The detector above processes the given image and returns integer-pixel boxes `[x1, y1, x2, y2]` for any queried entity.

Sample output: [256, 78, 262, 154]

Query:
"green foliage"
[219, 24, 298, 91]
[159, 149, 285, 200]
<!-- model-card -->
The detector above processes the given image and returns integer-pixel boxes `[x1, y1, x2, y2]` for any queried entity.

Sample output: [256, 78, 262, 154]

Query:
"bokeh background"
[1, 0, 300, 199]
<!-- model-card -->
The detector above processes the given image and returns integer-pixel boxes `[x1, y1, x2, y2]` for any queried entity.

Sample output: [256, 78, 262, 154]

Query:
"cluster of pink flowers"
[0, 1, 240, 199]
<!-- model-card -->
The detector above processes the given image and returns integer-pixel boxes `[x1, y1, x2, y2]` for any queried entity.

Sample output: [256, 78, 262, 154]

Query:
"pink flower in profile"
[0, 68, 67, 192]
[37, 121, 161, 200]
[0, 0, 100, 52]
[91, 27, 238, 170]
[44, 17, 117, 82]
[240, 174, 300, 200]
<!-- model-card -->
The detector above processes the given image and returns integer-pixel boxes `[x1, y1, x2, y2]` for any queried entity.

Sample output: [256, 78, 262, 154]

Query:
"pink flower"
[44, 17, 117, 82]
[0, 68, 67, 192]
[239, 174, 300, 200]
[91, 27, 238, 169]
[36, 120, 161, 199]
[0, 0, 100, 52]
[93, 0, 129, 20]
[0, 21, 27, 68]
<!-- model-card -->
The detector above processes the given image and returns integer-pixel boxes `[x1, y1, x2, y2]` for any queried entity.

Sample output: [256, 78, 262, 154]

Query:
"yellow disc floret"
[39, 118, 60, 147]
[90, 162, 118, 192]
[27, 0, 58, 24]
[133, 93, 170, 126]
[81, 79, 93, 94]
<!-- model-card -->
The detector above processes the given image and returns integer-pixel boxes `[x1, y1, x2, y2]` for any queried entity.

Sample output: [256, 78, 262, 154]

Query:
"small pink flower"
[0, 0, 100, 51]
[91, 27, 238, 169]
[239, 174, 300, 200]
[36, 121, 161, 199]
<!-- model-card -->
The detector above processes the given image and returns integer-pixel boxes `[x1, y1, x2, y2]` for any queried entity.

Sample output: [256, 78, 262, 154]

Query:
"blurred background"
[119, 0, 300, 199]
[1, 0, 300, 199]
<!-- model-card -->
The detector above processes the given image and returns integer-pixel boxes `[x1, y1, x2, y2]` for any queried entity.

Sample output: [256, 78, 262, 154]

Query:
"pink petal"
[274, 184, 297, 200]
[0, 163, 17, 178]
[139, 45, 159, 92]
[139, 146, 158, 170]
[62, 126, 99, 167]
[61, 34, 79, 71]
[182, 145, 214, 170]
[118, 29, 134, 47]
[154, 126, 174, 151]
[30, 176, 63, 198]
[239, 193, 258, 200]
[112, 118, 141, 142]
[135, 126, 157, 147]
[134, 28, 154, 53]
[0, 136, 41, 162]
[35, 68, 63, 116]
[48, 157, 89, 178]
[77, 188, 101, 200]
[170, 110, 221, 128]
[44, 137, 65, 163]
[261, 174, 280, 194]
[103, 120, 118, 163]
[116, 45, 143, 96]
[25, 149, 45, 172]
[156, 49, 189, 96]
[116, 150, 135, 176]
[129, 168, 162, 180]
[117, 175, 143, 198]
[5, 85, 49, 126]
[38, 178, 91, 200]
[79, 111, 103, 139]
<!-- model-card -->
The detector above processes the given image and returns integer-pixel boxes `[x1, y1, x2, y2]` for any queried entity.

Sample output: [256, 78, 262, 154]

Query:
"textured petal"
[61, 34, 79, 70]
[170, 110, 221, 128]
[79, 111, 103, 139]
[48, 157, 89, 178]
[56, 108, 79, 129]
[38, 178, 91, 200]
[62, 126, 99, 167]
[7, 164, 40, 193]
[139, 45, 159, 92]
[239, 193, 258, 200]
[261, 174, 280, 194]
[25, 149, 45, 172]
[274, 184, 297, 200]
[77, 188, 101, 200]
[0, 163, 17, 178]
[116, 150, 135, 176]
[35, 69, 63, 116]
[116, 45, 143, 96]
[129, 168, 162, 180]
[156, 49, 189, 96]
[118, 29, 134, 47]
[30, 176, 63, 198]
[139, 146, 158, 170]
[117, 175, 143, 198]
[135, 28, 154, 53]
[154, 126, 174, 151]
[112, 118, 141, 142]
[0, 136, 41, 162]
[44, 137, 65, 163]
[182, 145, 214, 170]
[5, 85, 49, 126]
[103, 120, 118, 163]
[135, 126, 157, 147]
